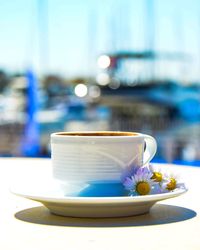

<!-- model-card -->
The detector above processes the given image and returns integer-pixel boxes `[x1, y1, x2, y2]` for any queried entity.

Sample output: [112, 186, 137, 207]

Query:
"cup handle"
[142, 134, 157, 166]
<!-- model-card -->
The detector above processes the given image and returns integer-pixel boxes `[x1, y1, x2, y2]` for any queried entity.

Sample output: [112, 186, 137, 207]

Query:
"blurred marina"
[0, 0, 200, 165]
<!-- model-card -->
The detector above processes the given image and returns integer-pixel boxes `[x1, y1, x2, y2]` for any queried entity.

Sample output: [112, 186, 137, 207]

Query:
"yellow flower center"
[166, 178, 177, 191]
[151, 172, 163, 182]
[136, 181, 151, 195]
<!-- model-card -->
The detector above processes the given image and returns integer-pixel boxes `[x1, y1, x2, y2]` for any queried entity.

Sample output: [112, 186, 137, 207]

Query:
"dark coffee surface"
[56, 131, 137, 136]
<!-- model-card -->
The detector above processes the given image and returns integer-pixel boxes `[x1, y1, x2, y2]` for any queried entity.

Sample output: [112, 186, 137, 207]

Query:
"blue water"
[152, 158, 200, 167]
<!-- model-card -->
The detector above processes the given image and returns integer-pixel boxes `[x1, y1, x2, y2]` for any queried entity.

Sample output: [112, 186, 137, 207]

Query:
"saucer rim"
[10, 185, 188, 205]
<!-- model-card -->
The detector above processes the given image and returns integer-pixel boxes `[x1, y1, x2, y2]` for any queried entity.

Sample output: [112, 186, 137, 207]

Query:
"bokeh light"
[88, 85, 101, 98]
[108, 79, 120, 89]
[96, 73, 110, 86]
[74, 84, 88, 97]
[97, 55, 111, 69]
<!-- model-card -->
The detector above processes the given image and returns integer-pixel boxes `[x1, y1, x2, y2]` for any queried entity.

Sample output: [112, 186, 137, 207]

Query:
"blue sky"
[0, 0, 200, 81]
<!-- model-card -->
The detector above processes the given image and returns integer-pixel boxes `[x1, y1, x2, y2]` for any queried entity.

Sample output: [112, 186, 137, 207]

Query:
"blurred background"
[0, 0, 200, 165]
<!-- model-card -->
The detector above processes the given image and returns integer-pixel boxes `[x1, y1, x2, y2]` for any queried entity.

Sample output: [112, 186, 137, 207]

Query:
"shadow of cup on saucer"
[15, 204, 196, 227]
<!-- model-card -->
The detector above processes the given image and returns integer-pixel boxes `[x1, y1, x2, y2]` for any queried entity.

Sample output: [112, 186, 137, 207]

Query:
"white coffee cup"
[51, 131, 157, 191]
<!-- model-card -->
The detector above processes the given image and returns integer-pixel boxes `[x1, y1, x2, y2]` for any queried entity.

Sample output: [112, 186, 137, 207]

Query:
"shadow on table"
[15, 204, 196, 227]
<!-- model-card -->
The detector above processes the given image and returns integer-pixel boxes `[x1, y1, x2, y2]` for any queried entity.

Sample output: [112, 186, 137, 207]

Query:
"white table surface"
[0, 157, 199, 250]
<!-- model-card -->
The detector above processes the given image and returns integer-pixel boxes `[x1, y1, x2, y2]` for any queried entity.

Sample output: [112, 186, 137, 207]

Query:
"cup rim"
[51, 131, 143, 139]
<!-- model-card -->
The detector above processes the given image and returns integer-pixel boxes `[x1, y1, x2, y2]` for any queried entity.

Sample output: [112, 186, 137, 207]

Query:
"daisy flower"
[149, 164, 164, 183]
[123, 167, 154, 195]
[161, 172, 184, 191]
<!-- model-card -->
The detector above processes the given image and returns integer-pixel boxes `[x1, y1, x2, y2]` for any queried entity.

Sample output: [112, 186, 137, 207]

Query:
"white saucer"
[10, 178, 187, 218]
